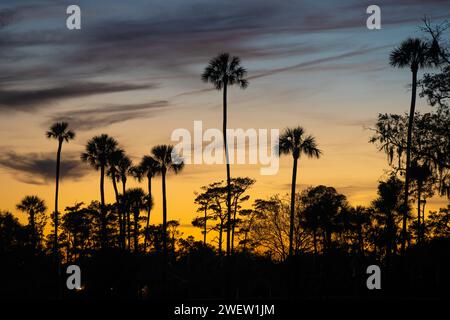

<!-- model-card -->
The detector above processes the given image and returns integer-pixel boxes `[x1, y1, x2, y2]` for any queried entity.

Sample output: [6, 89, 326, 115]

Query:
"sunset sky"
[0, 0, 449, 239]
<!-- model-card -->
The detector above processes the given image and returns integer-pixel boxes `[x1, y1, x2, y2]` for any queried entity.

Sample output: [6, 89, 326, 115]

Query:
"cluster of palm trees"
[24, 53, 324, 265]
[43, 126, 185, 270]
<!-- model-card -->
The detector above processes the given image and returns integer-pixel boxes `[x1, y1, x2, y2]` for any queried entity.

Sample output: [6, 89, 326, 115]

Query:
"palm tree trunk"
[289, 156, 298, 257]
[53, 139, 62, 257]
[30, 210, 37, 252]
[100, 164, 107, 249]
[401, 68, 417, 255]
[144, 175, 152, 253]
[162, 170, 167, 255]
[122, 180, 131, 250]
[223, 82, 232, 257]
[111, 174, 123, 249]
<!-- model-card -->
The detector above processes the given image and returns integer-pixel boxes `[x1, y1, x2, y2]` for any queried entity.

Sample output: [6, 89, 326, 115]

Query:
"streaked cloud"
[47, 100, 170, 131]
[0, 82, 156, 112]
[0, 151, 90, 185]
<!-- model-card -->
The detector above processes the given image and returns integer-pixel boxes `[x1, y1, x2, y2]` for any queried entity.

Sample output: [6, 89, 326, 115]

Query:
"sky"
[0, 0, 449, 239]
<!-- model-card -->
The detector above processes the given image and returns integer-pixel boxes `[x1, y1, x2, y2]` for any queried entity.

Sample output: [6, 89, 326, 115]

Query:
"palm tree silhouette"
[133, 155, 159, 252]
[202, 52, 248, 256]
[81, 134, 120, 249]
[116, 155, 133, 249]
[410, 161, 433, 243]
[124, 188, 149, 252]
[151, 145, 184, 281]
[389, 38, 435, 254]
[16, 195, 47, 252]
[46, 122, 75, 257]
[278, 126, 321, 257]
[107, 148, 126, 249]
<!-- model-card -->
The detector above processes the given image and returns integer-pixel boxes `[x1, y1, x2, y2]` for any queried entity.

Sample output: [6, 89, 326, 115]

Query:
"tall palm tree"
[278, 126, 321, 257]
[202, 52, 248, 256]
[117, 155, 133, 249]
[16, 195, 47, 252]
[46, 122, 75, 257]
[151, 145, 184, 278]
[81, 134, 120, 249]
[389, 38, 435, 254]
[124, 188, 150, 252]
[107, 149, 126, 249]
[133, 155, 159, 252]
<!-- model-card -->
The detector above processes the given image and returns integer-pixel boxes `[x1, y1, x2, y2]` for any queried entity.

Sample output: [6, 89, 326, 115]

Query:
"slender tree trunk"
[203, 207, 207, 246]
[401, 68, 417, 255]
[53, 139, 62, 257]
[289, 156, 298, 257]
[144, 175, 152, 253]
[122, 180, 131, 251]
[218, 220, 223, 256]
[231, 198, 238, 253]
[30, 210, 37, 252]
[100, 164, 106, 249]
[422, 201, 426, 241]
[111, 173, 123, 249]
[222, 83, 232, 257]
[162, 169, 168, 288]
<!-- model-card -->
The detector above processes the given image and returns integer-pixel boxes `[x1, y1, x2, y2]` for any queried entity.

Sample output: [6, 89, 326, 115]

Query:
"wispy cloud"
[0, 82, 156, 112]
[47, 100, 170, 131]
[0, 151, 90, 185]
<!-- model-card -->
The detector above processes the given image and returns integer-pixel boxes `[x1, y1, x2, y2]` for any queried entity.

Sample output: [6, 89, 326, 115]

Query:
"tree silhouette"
[81, 134, 120, 249]
[0, 211, 27, 254]
[372, 176, 405, 264]
[202, 53, 248, 256]
[389, 38, 435, 254]
[133, 155, 159, 252]
[193, 191, 213, 246]
[107, 149, 126, 249]
[16, 195, 47, 252]
[46, 122, 75, 257]
[229, 177, 255, 253]
[300, 186, 347, 254]
[277, 126, 321, 257]
[124, 188, 149, 252]
[151, 145, 184, 282]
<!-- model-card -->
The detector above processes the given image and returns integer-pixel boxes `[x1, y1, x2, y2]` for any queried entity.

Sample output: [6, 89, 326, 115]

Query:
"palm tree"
[202, 53, 248, 256]
[133, 155, 159, 252]
[81, 134, 120, 249]
[46, 122, 75, 257]
[107, 149, 126, 249]
[117, 155, 133, 249]
[151, 145, 184, 279]
[278, 126, 321, 257]
[389, 38, 435, 254]
[16, 195, 47, 252]
[410, 161, 433, 244]
[124, 188, 149, 253]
